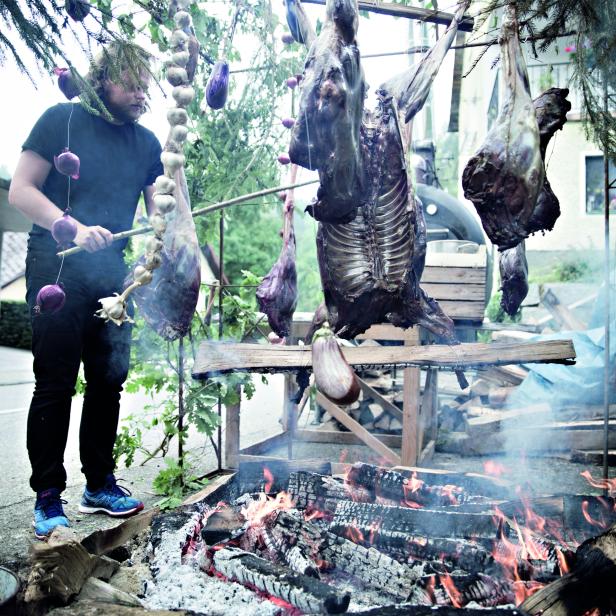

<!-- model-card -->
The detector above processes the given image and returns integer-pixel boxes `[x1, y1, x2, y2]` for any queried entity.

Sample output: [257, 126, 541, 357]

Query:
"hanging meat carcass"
[289, 0, 471, 341]
[462, 3, 544, 251]
[499, 241, 528, 316]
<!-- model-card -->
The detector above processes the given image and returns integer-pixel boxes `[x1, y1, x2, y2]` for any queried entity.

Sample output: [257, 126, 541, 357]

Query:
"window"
[585, 155, 616, 214]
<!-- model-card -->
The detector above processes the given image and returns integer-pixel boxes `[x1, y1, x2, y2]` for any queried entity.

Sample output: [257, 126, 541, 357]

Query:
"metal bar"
[603, 73, 611, 493]
[217, 209, 224, 472]
[301, 0, 474, 32]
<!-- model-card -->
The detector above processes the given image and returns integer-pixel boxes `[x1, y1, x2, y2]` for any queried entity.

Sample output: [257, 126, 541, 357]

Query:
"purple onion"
[286, 76, 298, 89]
[54, 148, 80, 179]
[53, 68, 81, 100]
[35, 284, 66, 315]
[51, 212, 78, 247]
[65, 0, 90, 21]
[205, 60, 229, 110]
[281, 117, 295, 129]
[278, 153, 291, 165]
[281, 33, 295, 45]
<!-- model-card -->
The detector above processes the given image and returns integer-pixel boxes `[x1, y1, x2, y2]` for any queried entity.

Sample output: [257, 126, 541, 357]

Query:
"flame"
[581, 470, 616, 495]
[263, 467, 274, 494]
[483, 460, 509, 476]
[345, 521, 364, 544]
[555, 547, 570, 575]
[581, 500, 607, 529]
[304, 508, 326, 522]
[440, 573, 463, 607]
[368, 519, 381, 545]
[402, 472, 425, 508]
[241, 491, 294, 526]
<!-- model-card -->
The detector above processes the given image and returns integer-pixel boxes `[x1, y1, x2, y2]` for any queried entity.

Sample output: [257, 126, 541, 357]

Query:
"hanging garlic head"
[153, 193, 177, 214]
[95, 293, 132, 326]
[150, 213, 168, 237]
[154, 175, 176, 195]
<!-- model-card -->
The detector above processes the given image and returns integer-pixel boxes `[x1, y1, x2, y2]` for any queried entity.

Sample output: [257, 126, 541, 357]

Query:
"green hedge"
[0, 300, 32, 350]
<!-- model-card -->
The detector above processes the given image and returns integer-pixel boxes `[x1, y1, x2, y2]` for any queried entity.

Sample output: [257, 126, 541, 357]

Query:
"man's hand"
[74, 223, 114, 252]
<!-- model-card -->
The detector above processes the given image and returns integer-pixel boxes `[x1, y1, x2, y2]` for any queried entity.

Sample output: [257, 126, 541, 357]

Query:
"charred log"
[212, 547, 351, 614]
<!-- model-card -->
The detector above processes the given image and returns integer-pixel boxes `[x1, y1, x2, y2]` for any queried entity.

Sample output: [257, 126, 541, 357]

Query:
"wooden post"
[225, 385, 241, 469]
[284, 375, 298, 459]
[401, 330, 421, 466]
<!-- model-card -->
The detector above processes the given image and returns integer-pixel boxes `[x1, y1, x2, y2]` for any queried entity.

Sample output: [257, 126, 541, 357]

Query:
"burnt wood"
[213, 547, 351, 614]
[287, 471, 359, 514]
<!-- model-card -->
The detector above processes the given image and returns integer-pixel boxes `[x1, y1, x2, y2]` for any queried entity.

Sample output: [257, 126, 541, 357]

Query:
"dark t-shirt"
[23, 102, 163, 274]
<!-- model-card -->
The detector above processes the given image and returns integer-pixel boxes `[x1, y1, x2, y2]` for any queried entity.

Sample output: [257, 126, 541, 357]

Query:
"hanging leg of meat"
[128, 167, 201, 340]
[256, 165, 299, 339]
[499, 241, 528, 316]
[461, 3, 544, 250]
[288, 0, 366, 224]
[527, 87, 571, 235]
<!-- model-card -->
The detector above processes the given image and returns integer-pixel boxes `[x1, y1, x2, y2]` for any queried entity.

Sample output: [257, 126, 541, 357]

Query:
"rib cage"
[319, 107, 414, 301]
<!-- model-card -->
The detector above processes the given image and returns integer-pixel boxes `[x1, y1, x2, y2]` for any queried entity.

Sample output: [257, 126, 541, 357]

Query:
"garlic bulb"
[96, 293, 133, 326]
[145, 252, 163, 270]
[170, 29, 188, 49]
[167, 108, 188, 126]
[146, 236, 164, 253]
[153, 193, 177, 214]
[170, 125, 189, 144]
[174, 10, 191, 28]
[172, 86, 195, 107]
[133, 265, 153, 285]
[167, 67, 188, 87]
[172, 51, 190, 67]
[154, 175, 176, 195]
[160, 151, 185, 173]
[150, 213, 168, 237]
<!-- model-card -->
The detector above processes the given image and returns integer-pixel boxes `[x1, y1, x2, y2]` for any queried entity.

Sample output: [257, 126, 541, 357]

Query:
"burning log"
[522, 523, 616, 616]
[287, 470, 370, 514]
[330, 501, 501, 547]
[212, 547, 351, 614]
[272, 510, 422, 600]
[346, 462, 471, 508]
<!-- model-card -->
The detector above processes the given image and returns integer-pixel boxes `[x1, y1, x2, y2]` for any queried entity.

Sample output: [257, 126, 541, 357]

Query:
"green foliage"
[552, 260, 590, 282]
[0, 300, 31, 350]
[152, 458, 208, 510]
[485, 291, 522, 324]
[528, 255, 598, 284]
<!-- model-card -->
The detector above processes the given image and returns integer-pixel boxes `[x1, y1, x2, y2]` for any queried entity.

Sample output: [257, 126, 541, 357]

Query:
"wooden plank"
[240, 431, 289, 456]
[316, 392, 401, 466]
[295, 429, 402, 449]
[182, 472, 236, 506]
[418, 439, 436, 464]
[192, 339, 576, 377]
[464, 404, 552, 438]
[425, 246, 487, 268]
[422, 266, 486, 284]
[358, 379, 404, 421]
[401, 363, 421, 466]
[422, 282, 486, 301]
[437, 300, 485, 320]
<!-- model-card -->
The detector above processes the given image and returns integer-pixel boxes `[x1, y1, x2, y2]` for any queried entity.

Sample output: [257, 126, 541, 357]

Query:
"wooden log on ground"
[463, 404, 552, 438]
[77, 578, 142, 608]
[212, 547, 351, 614]
[287, 471, 359, 514]
[192, 339, 576, 378]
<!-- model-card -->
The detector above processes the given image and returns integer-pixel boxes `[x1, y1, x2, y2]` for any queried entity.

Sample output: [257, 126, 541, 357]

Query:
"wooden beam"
[316, 392, 401, 466]
[401, 364, 421, 466]
[224, 387, 241, 469]
[240, 431, 289, 456]
[421, 282, 485, 301]
[301, 0, 474, 32]
[540, 288, 586, 331]
[358, 379, 404, 421]
[422, 266, 485, 284]
[295, 429, 402, 449]
[192, 339, 576, 378]
[182, 472, 236, 506]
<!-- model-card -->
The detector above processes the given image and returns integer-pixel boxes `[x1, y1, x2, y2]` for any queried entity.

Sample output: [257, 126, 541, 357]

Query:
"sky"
[0, 1, 455, 178]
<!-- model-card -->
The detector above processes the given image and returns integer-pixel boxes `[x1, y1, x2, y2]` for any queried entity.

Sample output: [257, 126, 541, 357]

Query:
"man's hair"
[86, 40, 154, 98]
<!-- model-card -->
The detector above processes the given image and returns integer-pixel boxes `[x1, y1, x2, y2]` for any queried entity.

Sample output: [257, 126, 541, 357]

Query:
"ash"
[144, 511, 279, 616]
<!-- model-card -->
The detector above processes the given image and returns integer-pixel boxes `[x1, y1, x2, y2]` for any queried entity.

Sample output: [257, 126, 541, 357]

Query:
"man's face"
[103, 70, 149, 124]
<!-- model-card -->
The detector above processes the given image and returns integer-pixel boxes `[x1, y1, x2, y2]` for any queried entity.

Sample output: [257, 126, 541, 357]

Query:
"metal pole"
[178, 336, 185, 486]
[603, 72, 611, 492]
[217, 209, 224, 471]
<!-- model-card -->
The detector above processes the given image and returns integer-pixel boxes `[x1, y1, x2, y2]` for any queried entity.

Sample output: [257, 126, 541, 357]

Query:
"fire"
[241, 491, 295, 526]
[581, 500, 608, 529]
[580, 470, 616, 495]
[345, 521, 364, 544]
[303, 508, 326, 522]
[555, 547, 570, 574]
[402, 472, 425, 508]
[483, 460, 509, 476]
[439, 572, 463, 607]
[263, 467, 274, 494]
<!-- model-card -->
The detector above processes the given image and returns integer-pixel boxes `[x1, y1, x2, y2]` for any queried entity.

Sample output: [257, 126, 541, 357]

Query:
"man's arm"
[9, 150, 113, 253]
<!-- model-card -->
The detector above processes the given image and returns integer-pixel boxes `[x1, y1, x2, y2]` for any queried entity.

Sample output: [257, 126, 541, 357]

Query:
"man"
[8, 42, 164, 539]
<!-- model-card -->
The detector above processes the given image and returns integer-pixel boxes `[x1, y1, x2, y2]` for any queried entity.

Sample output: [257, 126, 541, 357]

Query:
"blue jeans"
[25, 250, 132, 493]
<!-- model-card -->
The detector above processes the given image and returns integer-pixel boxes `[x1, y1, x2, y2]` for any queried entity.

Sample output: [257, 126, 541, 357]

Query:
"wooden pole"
[56, 179, 319, 258]
[225, 387, 241, 469]
[217, 210, 224, 471]
[401, 332, 421, 466]
[301, 0, 474, 32]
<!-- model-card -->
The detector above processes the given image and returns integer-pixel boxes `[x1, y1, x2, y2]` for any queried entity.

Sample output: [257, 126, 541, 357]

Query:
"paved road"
[0, 345, 283, 566]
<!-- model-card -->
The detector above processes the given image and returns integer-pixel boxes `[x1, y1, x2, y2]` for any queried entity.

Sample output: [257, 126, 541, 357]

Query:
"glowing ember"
[483, 460, 509, 476]
[263, 467, 274, 494]
[345, 522, 364, 544]
[581, 470, 616, 495]
[439, 572, 463, 607]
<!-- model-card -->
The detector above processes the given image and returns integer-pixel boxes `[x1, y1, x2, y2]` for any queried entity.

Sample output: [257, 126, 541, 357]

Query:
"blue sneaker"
[79, 475, 144, 517]
[33, 488, 70, 540]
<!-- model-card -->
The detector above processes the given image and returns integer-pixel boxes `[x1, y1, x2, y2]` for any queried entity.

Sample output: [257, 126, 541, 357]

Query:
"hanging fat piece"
[257, 166, 299, 339]
[128, 167, 201, 340]
[462, 3, 544, 251]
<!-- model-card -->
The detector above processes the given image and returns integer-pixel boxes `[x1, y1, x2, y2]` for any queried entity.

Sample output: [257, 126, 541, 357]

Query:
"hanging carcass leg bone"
[288, 0, 470, 341]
